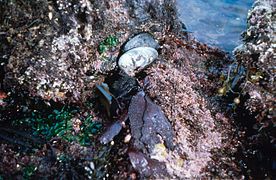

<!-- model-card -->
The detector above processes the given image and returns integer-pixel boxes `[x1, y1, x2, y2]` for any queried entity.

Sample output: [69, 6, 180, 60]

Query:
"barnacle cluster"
[234, 0, 275, 123]
[2, 0, 178, 103]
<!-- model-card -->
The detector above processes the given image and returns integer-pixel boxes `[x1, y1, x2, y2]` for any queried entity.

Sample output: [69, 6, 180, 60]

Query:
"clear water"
[177, 0, 254, 52]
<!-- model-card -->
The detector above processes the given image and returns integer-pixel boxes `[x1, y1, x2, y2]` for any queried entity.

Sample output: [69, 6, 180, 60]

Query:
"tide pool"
[177, 0, 254, 52]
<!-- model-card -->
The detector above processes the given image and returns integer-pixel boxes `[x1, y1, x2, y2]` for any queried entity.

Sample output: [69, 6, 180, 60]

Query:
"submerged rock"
[118, 47, 158, 76]
[123, 33, 159, 52]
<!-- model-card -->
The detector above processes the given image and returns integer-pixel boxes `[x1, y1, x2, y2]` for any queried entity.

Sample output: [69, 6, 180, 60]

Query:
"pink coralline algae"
[144, 62, 236, 178]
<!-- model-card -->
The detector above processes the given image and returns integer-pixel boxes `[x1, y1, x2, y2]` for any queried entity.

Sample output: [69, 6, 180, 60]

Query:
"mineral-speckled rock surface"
[1, 0, 178, 103]
[1, 0, 274, 179]
[144, 59, 238, 179]
[234, 0, 275, 123]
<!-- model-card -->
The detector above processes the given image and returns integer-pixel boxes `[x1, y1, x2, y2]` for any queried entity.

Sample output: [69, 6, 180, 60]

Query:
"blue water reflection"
[177, 0, 254, 52]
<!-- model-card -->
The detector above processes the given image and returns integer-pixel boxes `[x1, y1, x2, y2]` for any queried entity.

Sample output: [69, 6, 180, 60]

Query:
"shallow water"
[177, 0, 254, 52]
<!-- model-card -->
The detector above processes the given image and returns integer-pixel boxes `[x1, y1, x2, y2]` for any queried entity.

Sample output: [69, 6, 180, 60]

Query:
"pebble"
[118, 47, 158, 76]
[124, 134, 132, 143]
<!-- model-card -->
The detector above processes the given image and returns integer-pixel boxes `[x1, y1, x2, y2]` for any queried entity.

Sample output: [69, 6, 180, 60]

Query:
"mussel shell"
[118, 47, 158, 76]
[123, 33, 159, 52]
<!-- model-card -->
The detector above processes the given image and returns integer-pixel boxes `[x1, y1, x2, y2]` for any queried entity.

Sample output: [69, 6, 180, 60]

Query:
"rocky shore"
[0, 0, 274, 179]
[232, 1, 275, 178]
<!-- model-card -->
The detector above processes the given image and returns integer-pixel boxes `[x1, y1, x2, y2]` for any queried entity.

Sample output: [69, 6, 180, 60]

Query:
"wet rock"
[233, 0, 275, 123]
[123, 33, 159, 52]
[128, 150, 167, 178]
[118, 47, 158, 76]
[96, 83, 113, 117]
[107, 74, 139, 102]
[128, 91, 174, 154]
[144, 62, 233, 179]
[126, 0, 177, 26]
[127, 0, 151, 23]
[99, 121, 122, 145]
[105, 74, 139, 112]
[2, 0, 179, 103]
[231, 1, 275, 177]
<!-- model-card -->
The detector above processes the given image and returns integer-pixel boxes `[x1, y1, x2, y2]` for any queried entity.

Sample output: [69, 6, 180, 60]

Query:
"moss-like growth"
[14, 108, 102, 146]
[98, 35, 119, 54]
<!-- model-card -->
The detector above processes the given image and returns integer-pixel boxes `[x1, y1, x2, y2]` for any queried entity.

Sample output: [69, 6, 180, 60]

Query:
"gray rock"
[123, 33, 159, 52]
[118, 47, 158, 76]
[99, 121, 122, 144]
[128, 150, 167, 178]
[128, 91, 174, 153]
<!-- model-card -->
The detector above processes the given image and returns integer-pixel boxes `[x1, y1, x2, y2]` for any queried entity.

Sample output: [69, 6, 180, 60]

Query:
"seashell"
[123, 33, 159, 52]
[118, 47, 158, 76]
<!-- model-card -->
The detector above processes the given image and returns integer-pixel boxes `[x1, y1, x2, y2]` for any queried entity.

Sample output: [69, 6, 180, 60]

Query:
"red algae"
[144, 62, 236, 178]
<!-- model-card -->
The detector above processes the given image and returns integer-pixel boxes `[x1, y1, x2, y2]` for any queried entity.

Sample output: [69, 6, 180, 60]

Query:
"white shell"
[118, 47, 158, 76]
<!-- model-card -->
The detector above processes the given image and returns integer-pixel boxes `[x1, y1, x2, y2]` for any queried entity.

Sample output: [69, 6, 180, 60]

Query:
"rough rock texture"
[232, 1, 275, 178]
[0, 0, 263, 179]
[1, 0, 178, 103]
[0, 139, 96, 178]
[128, 150, 168, 178]
[143, 44, 240, 178]
[234, 0, 275, 123]
[147, 64, 223, 178]
[128, 91, 174, 153]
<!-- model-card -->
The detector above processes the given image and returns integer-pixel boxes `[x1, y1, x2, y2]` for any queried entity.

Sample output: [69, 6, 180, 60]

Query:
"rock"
[232, 1, 275, 174]
[233, 0, 275, 123]
[128, 150, 167, 178]
[128, 91, 174, 153]
[127, 0, 176, 25]
[105, 74, 139, 112]
[118, 47, 158, 76]
[99, 121, 122, 145]
[123, 33, 159, 52]
[1, 0, 178, 103]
